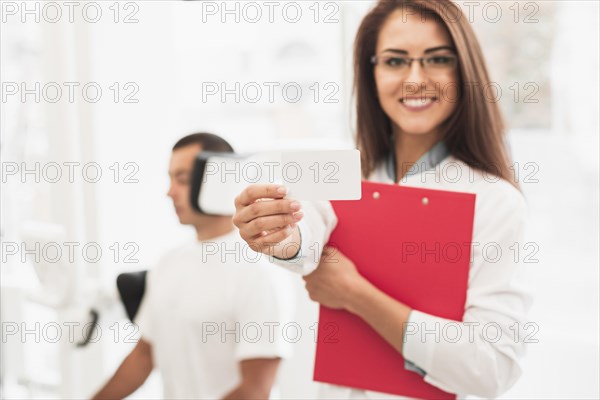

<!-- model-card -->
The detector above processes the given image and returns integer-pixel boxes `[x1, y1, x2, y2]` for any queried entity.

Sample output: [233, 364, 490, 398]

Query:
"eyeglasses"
[371, 53, 458, 75]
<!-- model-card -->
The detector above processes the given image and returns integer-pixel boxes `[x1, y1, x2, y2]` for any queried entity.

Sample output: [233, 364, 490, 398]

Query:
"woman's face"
[374, 9, 459, 139]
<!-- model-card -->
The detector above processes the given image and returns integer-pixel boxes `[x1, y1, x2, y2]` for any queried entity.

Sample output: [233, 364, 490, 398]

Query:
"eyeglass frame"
[370, 52, 459, 74]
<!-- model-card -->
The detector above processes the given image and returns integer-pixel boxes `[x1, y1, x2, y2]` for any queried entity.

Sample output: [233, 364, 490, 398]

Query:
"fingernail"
[277, 186, 288, 195]
[290, 201, 301, 211]
[293, 210, 304, 220]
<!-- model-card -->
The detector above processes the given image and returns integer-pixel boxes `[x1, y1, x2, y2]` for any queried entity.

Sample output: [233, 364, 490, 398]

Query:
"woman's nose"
[404, 60, 428, 85]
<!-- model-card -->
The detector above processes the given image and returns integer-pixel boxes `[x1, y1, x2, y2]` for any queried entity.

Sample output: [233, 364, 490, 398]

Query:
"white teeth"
[402, 98, 433, 107]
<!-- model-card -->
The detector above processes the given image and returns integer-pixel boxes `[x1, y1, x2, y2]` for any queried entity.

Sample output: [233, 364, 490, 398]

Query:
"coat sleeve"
[271, 200, 338, 276]
[402, 184, 534, 398]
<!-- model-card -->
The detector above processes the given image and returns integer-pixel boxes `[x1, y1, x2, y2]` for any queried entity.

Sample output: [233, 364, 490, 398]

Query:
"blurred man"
[93, 133, 294, 399]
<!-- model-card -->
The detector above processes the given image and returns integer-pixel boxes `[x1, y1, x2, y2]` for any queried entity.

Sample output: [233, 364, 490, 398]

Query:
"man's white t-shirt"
[135, 229, 295, 399]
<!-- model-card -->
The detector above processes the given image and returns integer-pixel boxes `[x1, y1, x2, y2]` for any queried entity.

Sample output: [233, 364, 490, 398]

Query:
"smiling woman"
[368, 8, 460, 179]
[354, 0, 513, 185]
[233, 0, 533, 399]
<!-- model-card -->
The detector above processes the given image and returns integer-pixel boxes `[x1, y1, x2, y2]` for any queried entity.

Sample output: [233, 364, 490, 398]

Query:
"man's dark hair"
[172, 132, 234, 153]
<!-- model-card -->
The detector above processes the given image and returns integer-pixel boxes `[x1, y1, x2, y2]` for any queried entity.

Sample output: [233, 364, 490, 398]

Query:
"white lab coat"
[274, 154, 533, 399]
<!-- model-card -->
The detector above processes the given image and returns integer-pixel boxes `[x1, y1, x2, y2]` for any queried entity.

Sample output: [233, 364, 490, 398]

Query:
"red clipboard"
[314, 181, 476, 399]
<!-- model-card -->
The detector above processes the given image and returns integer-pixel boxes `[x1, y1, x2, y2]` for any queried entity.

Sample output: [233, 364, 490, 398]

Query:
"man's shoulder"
[150, 242, 198, 274]
[162, 241, 197, 260]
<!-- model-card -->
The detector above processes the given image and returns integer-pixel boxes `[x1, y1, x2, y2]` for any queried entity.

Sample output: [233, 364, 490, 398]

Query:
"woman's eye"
[427, 56, 453, 65]
[385, 57, 408, 67]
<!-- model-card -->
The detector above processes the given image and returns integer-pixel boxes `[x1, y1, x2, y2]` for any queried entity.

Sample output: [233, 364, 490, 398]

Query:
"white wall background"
[1, 1, 598, 399]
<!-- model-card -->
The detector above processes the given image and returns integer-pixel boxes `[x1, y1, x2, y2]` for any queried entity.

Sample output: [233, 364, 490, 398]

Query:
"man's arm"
[92, 337, 153, 400]
[222, 358, 281, 400]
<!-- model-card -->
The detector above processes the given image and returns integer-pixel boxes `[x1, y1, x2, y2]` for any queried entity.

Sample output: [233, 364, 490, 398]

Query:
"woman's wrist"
[344, 275, 376, 316]
[272, 225, 302, 260]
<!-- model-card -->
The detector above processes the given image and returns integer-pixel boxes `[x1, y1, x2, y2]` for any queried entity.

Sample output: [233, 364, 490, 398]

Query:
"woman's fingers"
[234, 184, 287, 208]
[237, 206, 303, 245]
[244, 213, 301, 238]
[232, 184, 304, 256]
[246, 225, 300, 256]
[237, 197, 301, 223]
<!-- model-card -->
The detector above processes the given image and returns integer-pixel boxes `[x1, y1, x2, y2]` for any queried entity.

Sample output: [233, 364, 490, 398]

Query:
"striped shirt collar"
[386, 140, 450, 182]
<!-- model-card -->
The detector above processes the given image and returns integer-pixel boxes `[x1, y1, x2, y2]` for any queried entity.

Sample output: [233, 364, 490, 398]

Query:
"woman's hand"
[303, 246, 367, 310]
[233, 184, 304, 258]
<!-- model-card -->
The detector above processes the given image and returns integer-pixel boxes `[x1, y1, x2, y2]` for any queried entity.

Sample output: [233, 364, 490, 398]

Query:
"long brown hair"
[354, 0, 519, 189]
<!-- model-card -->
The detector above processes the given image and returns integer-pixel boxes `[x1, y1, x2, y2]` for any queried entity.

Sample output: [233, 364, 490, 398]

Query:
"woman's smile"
[398, 96, 438, 111]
